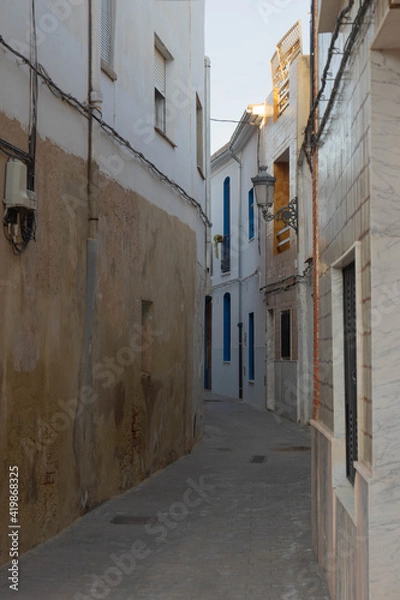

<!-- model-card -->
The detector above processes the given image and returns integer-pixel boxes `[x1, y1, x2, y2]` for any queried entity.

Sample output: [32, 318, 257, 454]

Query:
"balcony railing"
[271, 21, 302, 119]
[221, 234, 230, 273]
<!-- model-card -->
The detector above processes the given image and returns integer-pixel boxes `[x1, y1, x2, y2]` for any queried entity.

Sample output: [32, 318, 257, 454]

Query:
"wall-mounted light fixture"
[251, 166, 298, 233]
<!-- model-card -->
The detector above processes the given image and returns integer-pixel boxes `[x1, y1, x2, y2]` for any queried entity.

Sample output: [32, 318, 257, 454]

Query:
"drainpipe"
[311, 0, 320, 420]
[28, 0, 38, 191]
[85, 0, 102, 390]
[86, 0, 102, 379]
[75, 0, 102, 507]
[88, 0, 102, 240]
[204, 56, 212, 290]
[229, 147, 243, 400]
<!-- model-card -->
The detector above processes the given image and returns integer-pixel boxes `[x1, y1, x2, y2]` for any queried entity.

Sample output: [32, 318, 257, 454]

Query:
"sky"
[205, 0, 311, 153]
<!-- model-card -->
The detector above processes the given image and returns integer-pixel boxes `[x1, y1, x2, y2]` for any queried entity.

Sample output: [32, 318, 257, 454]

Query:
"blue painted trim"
[223, 293, 231, 362]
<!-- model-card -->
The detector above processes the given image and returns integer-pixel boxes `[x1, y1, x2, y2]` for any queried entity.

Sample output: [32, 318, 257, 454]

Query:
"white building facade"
[208, 113, 266, 408]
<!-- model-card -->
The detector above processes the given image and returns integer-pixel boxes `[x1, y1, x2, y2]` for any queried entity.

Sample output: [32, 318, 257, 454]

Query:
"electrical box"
[3, 159, 37, 211]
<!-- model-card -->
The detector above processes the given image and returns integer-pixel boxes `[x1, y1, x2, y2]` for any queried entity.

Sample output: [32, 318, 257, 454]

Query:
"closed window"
[223, 293, 231, 362]
[154, 46, 166, 132]
[221, 177, 231, 273]
[100, 0, 114, 67]
[248, 188, 255, 240]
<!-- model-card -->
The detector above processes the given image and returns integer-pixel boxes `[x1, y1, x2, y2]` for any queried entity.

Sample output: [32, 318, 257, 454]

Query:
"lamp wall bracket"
[262, 196, 298, 233]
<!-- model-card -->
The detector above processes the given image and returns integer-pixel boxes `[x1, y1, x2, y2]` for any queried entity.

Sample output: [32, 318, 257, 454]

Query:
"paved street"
[0, 394, 329, 600]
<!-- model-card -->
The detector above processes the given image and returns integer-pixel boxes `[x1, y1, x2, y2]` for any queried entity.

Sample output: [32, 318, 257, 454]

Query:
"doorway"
[204, 296, 212, 389]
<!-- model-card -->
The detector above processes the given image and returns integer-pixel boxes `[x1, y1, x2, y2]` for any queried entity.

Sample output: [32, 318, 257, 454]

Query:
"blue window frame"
[248, 312, 255, 380]
[248, 188, 255, 240]
[222, 177, 231, 273]
[223, 293, 231, 362]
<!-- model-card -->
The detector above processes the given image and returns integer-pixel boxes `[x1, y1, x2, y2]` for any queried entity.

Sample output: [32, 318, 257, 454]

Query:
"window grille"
[270, 21, 302, 118]
[343, 262, 358, 485]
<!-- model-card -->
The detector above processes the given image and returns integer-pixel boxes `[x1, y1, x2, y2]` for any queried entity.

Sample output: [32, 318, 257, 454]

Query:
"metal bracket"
[262, 196, 298, 233]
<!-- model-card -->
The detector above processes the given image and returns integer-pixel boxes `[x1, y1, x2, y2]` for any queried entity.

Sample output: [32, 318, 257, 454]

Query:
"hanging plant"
[213, 234, 224, 259]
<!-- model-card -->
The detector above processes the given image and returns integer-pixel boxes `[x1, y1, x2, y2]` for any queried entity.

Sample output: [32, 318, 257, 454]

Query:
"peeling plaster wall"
[0, 117, 201, 563]
[0, 0, 206, 564]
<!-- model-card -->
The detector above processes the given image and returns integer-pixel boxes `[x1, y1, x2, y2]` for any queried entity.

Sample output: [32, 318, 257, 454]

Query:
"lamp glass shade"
[251, 168, 276, 209]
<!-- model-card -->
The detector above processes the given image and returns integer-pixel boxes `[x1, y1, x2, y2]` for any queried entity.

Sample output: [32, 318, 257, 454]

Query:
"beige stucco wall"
[262, 55, 312, 423]
[0, 111, 200, 564]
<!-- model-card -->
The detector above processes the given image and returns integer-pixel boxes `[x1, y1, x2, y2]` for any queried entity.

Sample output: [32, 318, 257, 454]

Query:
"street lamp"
[251, 166, 298, 233]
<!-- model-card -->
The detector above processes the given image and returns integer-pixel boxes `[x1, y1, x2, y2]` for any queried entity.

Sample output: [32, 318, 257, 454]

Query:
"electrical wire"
[2, 1, 38, 254]
[28, 0, 38, 190]
[302, 0, 373, 166]
[3, 207, 36, 254]
[316, 0, 373, 147]
[0, 138, 30, 161]
[211, 269, 260, 291]
[211, 118, 254, 124]
[0, 34, 211, 228]
[260, 262, 312, 296]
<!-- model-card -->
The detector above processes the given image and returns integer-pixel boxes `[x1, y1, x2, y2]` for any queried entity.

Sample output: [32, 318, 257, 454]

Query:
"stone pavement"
[0, 393, 329, 600]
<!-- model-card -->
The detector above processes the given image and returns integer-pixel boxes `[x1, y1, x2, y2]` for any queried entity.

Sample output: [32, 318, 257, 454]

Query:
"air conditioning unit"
[3, 159, 37, 211]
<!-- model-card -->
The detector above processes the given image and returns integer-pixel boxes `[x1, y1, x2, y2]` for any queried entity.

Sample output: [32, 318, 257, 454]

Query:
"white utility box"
[3, 159, 37, 211]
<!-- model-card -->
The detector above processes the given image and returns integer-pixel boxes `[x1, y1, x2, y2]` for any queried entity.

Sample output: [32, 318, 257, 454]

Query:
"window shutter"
[154, 47, 166, 95]
[101, 0, 112, 64]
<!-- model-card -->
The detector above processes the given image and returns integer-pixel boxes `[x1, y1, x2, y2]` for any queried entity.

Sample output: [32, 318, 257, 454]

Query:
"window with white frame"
[100, 0, 115, 68]
[154, 46, 167, 132]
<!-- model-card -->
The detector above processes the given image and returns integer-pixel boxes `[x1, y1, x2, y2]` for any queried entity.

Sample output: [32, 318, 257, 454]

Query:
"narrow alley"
[1, 395, 329, 600]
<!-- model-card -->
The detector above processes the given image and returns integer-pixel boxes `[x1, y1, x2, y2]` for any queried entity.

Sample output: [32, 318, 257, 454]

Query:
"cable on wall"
[260, 262, 312, 296]
[28, 0, 38, 190]
[0, 138, 30, 161]
[2, 0, 38, 254]
[301, 0, 373, 167]
[0, 34, 211, 229]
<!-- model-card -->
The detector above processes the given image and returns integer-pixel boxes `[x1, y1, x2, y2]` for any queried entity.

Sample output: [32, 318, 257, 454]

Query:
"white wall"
[100, 0, 206, 210]
[0, 0, 206, 245]
[210, 127, 266, 406]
